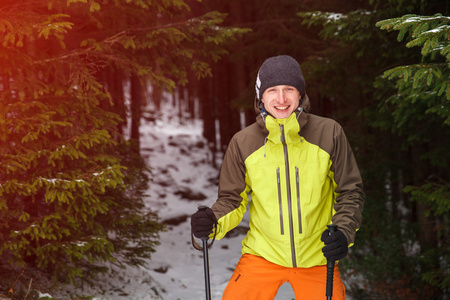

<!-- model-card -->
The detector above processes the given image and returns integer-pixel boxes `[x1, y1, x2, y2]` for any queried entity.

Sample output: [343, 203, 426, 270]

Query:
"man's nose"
[277, 90, 287, 103]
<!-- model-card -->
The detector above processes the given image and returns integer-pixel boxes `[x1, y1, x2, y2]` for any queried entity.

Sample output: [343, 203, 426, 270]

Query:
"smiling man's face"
[261, 85, 301, 119]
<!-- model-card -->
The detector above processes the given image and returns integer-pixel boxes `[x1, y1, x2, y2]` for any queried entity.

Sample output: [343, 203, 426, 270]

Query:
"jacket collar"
[255, 94, 310, 139]
[257, 109, 307, 145]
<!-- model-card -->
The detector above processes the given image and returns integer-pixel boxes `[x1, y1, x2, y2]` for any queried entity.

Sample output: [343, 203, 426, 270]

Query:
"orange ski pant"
[222, 254, 346, 300]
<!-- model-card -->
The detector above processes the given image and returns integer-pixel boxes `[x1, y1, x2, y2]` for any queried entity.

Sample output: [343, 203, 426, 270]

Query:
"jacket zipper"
[276, 168, 284, 235]
[280, 124, 297, 268]
[296, 167, 302, 234]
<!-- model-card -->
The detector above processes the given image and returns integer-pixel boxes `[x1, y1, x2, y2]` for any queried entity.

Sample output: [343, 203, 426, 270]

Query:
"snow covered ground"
[55, 100, 340, 299]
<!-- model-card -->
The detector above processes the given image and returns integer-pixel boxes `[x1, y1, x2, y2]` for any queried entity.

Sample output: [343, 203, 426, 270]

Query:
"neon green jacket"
[211, 95, 364, 268]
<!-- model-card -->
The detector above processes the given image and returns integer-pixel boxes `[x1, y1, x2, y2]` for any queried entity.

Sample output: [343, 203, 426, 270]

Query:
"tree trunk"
[105, 67, 126, 136]
[411, 144, 437, 251]
[187, 70, 197, 119]
[200, 76, 217, 167]
[130, 73, 143, 150]
[151, 82, 162, 111]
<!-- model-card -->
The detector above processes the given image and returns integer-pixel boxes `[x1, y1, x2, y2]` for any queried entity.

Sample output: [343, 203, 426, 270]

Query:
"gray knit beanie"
[255, 55, 305, 101]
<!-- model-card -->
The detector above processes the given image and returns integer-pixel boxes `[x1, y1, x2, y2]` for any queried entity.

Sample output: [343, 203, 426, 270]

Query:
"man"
[191, 55, 364, 299]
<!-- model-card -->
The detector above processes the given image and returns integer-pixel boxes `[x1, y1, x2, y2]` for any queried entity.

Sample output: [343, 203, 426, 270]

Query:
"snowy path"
[139, 115, 296, 300]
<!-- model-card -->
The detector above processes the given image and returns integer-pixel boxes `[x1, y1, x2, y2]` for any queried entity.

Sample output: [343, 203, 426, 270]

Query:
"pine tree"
[0, 0, 247, 294]
[376, 13, 450, 294]
[377, 14, 450, 121]
[297, 1, 449, 299]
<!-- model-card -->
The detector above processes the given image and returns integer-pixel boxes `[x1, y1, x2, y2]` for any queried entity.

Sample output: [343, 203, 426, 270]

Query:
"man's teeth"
[275, 106, 289, 110]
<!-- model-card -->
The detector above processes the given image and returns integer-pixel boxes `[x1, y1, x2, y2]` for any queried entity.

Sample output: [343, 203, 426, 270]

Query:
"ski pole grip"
[327, 224, 338, 234]
[326, 261, 335, 299]
[326, 224, 338, 299]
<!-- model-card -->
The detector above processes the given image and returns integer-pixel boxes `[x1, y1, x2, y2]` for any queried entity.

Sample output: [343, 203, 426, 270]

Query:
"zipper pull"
[280, 124, 285, 143]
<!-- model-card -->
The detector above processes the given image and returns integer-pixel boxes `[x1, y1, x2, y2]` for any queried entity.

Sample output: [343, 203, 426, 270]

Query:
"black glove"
[321, 228, 348, 261]
[191, 207, 216, 239]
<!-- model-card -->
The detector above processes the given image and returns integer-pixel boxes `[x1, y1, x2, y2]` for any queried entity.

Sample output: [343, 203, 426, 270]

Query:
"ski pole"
[201, 236, 211, 300]
[326, 224, 338, 300]
[197, 205, 212, 300]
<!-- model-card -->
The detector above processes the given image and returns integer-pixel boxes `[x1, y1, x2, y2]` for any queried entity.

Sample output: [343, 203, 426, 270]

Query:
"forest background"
[0, 0, 449, 299]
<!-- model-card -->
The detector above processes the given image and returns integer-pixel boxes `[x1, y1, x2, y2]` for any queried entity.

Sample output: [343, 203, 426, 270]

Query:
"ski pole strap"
[191, 224, 217, 251]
